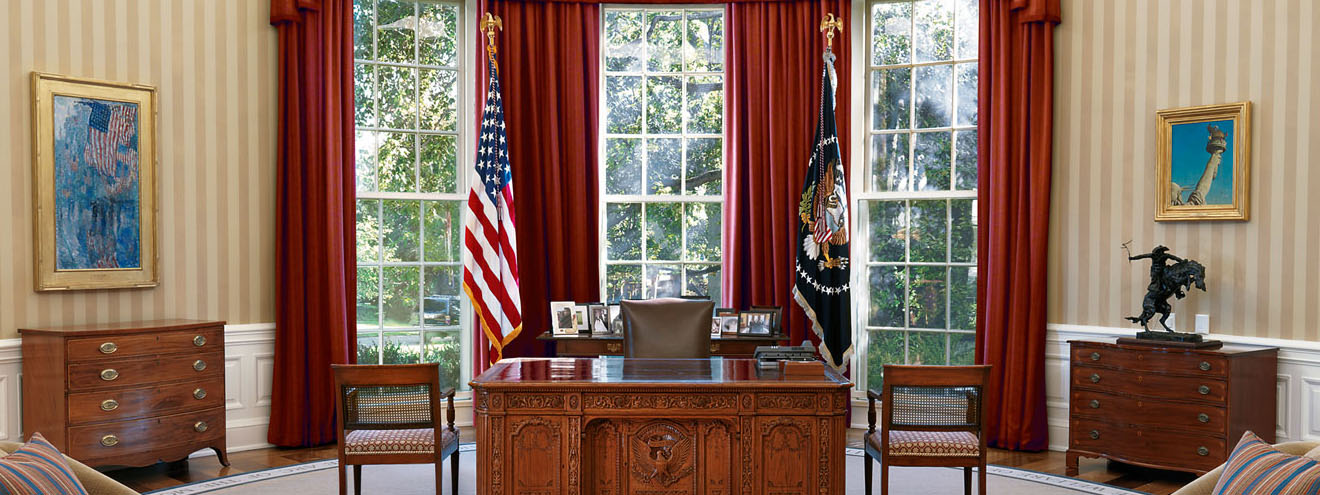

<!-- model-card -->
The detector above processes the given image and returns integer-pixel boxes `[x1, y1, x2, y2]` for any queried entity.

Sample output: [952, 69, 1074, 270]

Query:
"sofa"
[1171, 441, 1320, 495]
[0, 441, 139, 495]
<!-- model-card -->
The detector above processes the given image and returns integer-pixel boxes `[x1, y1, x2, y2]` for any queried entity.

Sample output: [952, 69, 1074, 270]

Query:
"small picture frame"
[715, 307, 738, 317]
[719, 316, 740, 336]
[589, 304, 612, 335]
[574, 305, 589, 331]
[550, 301, 578, 335]
[609, 304, 624, 335]
[751, 305, 784, 336]
[740, 310, 775, 336]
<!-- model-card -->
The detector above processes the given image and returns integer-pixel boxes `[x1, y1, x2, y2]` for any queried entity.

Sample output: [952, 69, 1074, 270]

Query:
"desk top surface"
[470, 357, 851, 389]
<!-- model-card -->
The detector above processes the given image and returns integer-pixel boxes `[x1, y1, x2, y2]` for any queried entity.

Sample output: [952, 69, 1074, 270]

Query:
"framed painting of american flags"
[31, 72, 158, 291]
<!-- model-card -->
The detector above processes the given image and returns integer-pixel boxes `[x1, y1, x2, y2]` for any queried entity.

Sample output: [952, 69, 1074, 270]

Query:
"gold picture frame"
[1155, 101, 1251, 221]
[32, 72, 158, 291]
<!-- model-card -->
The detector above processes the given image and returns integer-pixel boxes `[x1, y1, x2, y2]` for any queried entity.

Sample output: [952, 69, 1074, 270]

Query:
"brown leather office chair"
[621, 298, 715, 358]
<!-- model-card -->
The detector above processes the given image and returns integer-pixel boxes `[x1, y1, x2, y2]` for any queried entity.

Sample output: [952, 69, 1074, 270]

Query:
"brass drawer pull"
[193, 335, 207, 347]
[100, 399, 119, 411]
[1198, 385, 1211, 395]
[1088, 399, 1100, 409]
[194, 388, 208, 400]
[606, 343, 621, 353]
[1089, 430, 1100, 440]
[1197, 446, 1210, 456]
[101, 435, 119, 447]
[1199, 361, 1211, 371]
[99, 342, 118, 354]
[193, 360, 207, 372]
[100, 369, 120, 381]
[1198, 413, 1210, 423]
[710, 343, 721, 353]
[1090, 352, 1100, 361]
[194, 421, 209, 433]
[1089, 373, 1100, 383]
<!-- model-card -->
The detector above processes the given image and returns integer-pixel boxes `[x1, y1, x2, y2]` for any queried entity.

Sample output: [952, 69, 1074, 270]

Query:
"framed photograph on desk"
[574, 305, 589, 332]
[550, 301, 578, 335]
[719, 316, 740, 336]
[589, 304, 611, 335]
[740, 310, 775, 336]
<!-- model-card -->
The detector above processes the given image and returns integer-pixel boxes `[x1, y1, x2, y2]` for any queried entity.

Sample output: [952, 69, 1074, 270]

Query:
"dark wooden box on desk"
[537, 330, 783, 357]
[470, 357, 852, 495]
[1066, 340, 1277, 476]
[19, 319, 230, 468]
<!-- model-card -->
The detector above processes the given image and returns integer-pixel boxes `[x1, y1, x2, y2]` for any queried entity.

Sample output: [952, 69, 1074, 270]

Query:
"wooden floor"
[105, 427, 1195, 494]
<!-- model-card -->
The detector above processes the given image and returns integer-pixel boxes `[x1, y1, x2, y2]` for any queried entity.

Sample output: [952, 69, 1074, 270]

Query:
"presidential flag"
[462, 50, 522, 365]
[792, 50, 852, 371]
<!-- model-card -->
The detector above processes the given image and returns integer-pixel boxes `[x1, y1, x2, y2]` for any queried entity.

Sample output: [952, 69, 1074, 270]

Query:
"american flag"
[82, 101, 138, 177]
[463, 54, 522, 365]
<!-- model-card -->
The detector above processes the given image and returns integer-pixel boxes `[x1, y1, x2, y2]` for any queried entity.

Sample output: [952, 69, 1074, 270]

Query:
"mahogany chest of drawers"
[1066, 340, 1276, 476]
[19, 319, 230, 468]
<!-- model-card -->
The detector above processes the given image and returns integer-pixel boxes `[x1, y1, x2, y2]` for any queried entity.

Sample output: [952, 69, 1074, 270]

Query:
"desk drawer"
[1073, 346, 1227, 378]
[67, 407, 225, 462]
[68, 352, 223, 391]
[67, 326, 222, 362]
[1070, 417, 1224, 473]
[1070, 389, 1225, 434]
[1072, 366, 1226, 403]
[68, 376, 225, 425]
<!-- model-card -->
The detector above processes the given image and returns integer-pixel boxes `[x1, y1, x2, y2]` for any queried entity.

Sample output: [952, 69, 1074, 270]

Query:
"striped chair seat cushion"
[868, 430, 981, 457]
[345, 428, 456, 455]
[0, 432, 87, 495]
[1213, 430, 1320, 494]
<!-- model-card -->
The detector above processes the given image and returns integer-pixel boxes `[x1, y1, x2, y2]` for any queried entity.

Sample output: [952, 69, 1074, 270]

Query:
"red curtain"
[974, 0, 1060, 451]
[267, 0, 358, 447]
[725, 0, 852, 347]
[472, 0, 601, 373]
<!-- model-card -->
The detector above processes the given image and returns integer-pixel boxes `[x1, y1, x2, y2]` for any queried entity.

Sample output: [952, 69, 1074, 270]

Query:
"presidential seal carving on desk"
[630, 421, 694, 487]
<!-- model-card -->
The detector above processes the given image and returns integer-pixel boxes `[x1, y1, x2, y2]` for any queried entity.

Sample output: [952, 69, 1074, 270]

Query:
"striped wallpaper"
[1049, 0, 1320, 340]
[0, 0, 278, 339]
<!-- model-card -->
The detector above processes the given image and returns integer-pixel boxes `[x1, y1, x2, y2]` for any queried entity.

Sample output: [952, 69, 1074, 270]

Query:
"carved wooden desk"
[470, 357, 852, 495]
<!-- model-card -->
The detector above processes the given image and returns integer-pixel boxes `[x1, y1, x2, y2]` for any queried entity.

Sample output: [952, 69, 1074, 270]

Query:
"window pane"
[955, 63, 978, 126]
[954, 130, 977, 190]
[914, 64, 952, 128]
[376, 0, 417, 64]
[646, 11, 683, 73]
[950, 332, 975, 365]
[381, 266, 421, 327]
[913, 131, 951, 191]
[356, 130, 377, 192]
[647, 76, 683, 134]
[424, 201, 461, 262]
[425, 329, 461, 390]
[423, 266, 462, 325]
[383, 331, 422, 364]
[950, 199, 975, 262]
[606, 76, 643, 134]
[871, 68, 910, 130]
[644, 264, 682, 298]
[357, 267, 380, 326]
[606, 264, 643, 301]
[909, 200, 947, 263]
[684, 11, 723, 72]
[647, 138, 681, 195]
[606, 203, 642, 260]
[646, 203, 681, 260]
[950, 266, 976, 330]
[867, 329, 907, 387]
[382, 200, 420, 262]
[684, 264, 720, 301]
[868, 200, 905, 262]
[685, 202, 720, 261]
[378, 132, 416, 192]
[870, 133, 909, 192]
[357, 331, 381, 364]
[420, 135, 457, 193]
[355, 64, 376, 127]
[686, 75, 723, 134]
[868, 266, 905, 327]
[353, 0, 374, 61]
[357, 199, 381, 262]
[419, 69, 457, 131]
[914, 0, 953, 62]
[908, 331, 947, 365]
[871, 2, 912, 66]
[606, 138, 644, 195]
[955, 0, 979, 59]
[418, 3, 458, 67]
[605, 11, 645, 72]
[685, 138, 722, 195]
[908, 265, 946, 329]
[378, 65, 417, 130]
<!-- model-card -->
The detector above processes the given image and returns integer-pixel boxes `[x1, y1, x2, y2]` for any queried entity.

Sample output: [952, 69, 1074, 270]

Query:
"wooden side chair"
[864, 365, 991, 495]
[332, 363, 459, 495]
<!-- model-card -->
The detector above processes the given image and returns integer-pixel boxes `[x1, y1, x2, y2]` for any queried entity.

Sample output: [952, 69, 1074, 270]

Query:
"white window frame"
[597, 5, 728, 302]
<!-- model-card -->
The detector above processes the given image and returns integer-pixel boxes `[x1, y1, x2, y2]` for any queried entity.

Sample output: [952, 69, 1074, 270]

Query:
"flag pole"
[819, 13, 842, 52]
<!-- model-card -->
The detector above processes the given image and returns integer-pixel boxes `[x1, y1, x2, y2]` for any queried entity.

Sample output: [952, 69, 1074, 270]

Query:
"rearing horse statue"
[1125, 252, 1206, 332]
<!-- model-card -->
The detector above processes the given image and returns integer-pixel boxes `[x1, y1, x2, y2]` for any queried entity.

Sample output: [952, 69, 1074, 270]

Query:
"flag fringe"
[792, 286, 853, 373]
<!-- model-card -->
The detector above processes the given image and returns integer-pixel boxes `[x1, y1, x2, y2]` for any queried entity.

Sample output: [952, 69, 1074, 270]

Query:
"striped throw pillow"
[1213, 431, 1320, 495]
[0, 432, 88, 495]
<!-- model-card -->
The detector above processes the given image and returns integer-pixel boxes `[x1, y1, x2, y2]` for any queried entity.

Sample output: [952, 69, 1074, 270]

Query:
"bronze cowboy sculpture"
[1125, 245, 1206, 342]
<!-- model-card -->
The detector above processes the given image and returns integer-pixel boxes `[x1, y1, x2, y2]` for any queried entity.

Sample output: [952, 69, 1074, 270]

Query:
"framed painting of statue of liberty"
[1155, 101, 1251, 221]
[32, 72, 158, 290]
